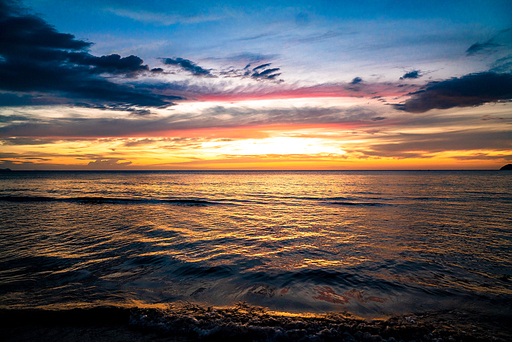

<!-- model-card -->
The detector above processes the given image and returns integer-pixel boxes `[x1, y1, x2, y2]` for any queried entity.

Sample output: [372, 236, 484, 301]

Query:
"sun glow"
[201, 137, 346, 156]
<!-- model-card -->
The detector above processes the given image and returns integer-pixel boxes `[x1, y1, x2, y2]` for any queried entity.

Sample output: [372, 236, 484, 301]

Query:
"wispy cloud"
[0, 102, 397, 139]
[221, 52, 279, 64]
[296, 30, 346, 43]
[160, 58, 283, 83]
[105, 8, 226, 26]
[165, 80, 415, 102]
[358, 129, 512, 159]
[162, 57, 214, 77]
[466, 28, 512, 56]
[490, 55, 512, 73]
[87, 158, 132, 167]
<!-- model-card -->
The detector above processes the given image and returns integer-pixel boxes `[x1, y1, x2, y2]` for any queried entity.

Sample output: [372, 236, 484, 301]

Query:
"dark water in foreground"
[1, 171, 511, 321]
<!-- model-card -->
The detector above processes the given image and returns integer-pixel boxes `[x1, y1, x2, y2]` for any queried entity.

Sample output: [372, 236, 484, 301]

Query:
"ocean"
[1, 171, 511, 340]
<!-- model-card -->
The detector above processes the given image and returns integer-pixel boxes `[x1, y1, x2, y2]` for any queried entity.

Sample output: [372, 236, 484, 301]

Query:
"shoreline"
[1, 303, 511, 342]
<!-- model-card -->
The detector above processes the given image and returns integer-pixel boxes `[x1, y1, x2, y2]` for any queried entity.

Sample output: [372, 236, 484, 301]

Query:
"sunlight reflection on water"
[0, 171, 511, 317]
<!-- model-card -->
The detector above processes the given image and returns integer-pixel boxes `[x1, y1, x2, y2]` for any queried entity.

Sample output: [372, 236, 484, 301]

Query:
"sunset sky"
[1, 0, 511, 170]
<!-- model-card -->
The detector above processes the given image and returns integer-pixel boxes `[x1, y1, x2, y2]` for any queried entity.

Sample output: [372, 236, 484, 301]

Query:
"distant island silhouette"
[500, 164, 512, 170]
[0, 168, 12, 172]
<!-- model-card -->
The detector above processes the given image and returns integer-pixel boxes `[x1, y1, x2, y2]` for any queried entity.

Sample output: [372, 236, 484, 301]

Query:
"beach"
[2, 304, 511, 341]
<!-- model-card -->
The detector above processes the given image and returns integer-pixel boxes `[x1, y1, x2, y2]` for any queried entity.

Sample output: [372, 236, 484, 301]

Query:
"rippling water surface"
[1, 171, 511, 318]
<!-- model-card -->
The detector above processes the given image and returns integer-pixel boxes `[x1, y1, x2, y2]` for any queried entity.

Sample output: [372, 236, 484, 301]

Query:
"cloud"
[87, 158, 132, 167]
[466, 41, 501, 56]
[0, 113, 30, 122]
[75, 103, 154, 115]
[236, 32, 276, 42]
[221, 52, 278, 65]
[1, 137, 57, 145]
[213, 62, 283, 83]
[162, 57, 213, 77]
[400, 70, 422, 80]
[67, 53, 149, 75]
[396, 72, 512, 113]
[215, 62, 283, 83]
[0, 1, 91, 51]
[296, 30, 346, 43]
[158, 56, 283, 83]
[0, 0, 177, 108]
[168, 79, 415, 102]
[105, 8, 224, 26]
[490, 55, 512, 73]
[466, 28, 512, 56]
[249, 63, 282, 82]
[344, 77, 366, 92]
[350, 77, 363, 85]
[0, 104, 393, 138]
[360, 130, 512, 159]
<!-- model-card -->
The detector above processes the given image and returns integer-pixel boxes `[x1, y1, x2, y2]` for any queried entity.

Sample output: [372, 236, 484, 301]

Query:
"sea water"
[1, 171, 511, 320]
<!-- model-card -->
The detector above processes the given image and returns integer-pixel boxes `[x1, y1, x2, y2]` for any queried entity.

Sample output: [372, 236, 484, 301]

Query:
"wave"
[0, 195, 221, 206]
[246, 194, 393, 207]
[1, 304, 508, 342]
[0, 194, 392, 207]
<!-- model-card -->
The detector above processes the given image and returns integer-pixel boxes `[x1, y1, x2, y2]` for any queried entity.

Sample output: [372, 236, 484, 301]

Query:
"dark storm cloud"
[396, 72, 512, 113]
[0, 0, 176, 108]
[162, 57, 213, 77]
[400, 70, 421, 80]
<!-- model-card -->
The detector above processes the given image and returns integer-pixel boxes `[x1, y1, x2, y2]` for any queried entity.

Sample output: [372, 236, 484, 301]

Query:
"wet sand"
[1, 303, 511, 342]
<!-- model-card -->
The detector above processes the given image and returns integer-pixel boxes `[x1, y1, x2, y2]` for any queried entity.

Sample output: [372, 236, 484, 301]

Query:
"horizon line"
[1, 169, 507, 172]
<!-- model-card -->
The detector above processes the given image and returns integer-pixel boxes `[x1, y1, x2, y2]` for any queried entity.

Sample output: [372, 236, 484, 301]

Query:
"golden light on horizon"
[200, 137, 347, 156]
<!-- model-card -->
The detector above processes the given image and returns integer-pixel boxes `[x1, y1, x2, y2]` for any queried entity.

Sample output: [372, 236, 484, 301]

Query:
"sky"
[1, 0, 511, 170]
